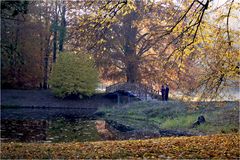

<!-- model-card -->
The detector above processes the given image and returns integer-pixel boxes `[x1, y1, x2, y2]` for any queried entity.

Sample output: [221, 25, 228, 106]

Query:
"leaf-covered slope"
[1, 134, 239, 159]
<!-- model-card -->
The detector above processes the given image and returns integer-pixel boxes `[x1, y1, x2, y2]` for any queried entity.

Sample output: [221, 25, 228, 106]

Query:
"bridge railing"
[106, 82, 161, 100]
[106, 82, 126, 93]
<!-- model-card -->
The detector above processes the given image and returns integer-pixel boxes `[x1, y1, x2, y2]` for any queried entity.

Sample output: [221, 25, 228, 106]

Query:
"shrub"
[49, 52, 98, 98]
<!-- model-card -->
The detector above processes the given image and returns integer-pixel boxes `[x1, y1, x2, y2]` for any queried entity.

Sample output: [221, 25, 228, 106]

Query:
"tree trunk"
[43, 57, 49, 89]
[15, 20, 21, 86]
[43, 36, 50, 89]
[52, 1, 58, 63]
[43, 1, 51, 89]
[126, 63, 138, 83]
[39, 16, 43, 88]
[123, 8, 139, 83]
[59, 0, 66, 52]
[53, 30, 57, 63]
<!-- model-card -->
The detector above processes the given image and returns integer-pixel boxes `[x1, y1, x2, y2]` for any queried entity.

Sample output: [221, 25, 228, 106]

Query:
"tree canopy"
[1, 0, 239, 99]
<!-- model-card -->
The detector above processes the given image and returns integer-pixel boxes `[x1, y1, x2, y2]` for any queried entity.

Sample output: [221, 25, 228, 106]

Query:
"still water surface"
[1, 108, 111, 143]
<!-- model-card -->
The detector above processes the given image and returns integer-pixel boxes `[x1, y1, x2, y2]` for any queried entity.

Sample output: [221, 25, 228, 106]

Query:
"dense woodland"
[1, 0, 239, 99]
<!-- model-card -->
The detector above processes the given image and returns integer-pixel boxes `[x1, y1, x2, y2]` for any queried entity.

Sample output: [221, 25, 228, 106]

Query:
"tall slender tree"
[59, 0, 66, 52]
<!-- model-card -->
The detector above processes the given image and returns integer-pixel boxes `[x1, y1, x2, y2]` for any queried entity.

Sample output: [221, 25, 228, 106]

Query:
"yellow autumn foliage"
[49, 52, 98, 98]
[1, 134, 239, 159]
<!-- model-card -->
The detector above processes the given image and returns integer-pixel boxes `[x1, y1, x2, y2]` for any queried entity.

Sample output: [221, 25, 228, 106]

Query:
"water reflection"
[1, 120, 48, 142]
[1, 118, 105, 143]
[1, 108, 162, 142]
[1, 108, 96, 120]
[47, 118, 101, 142]
[95, 120, 114, 140]
[1, 108, 104, 143]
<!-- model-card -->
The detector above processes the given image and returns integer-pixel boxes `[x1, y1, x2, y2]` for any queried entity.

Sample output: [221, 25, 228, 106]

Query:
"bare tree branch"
[226, 0, 234, 46]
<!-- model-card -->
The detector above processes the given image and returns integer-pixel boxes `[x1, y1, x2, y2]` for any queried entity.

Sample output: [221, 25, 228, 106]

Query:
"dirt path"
[1, 89, 115, 109]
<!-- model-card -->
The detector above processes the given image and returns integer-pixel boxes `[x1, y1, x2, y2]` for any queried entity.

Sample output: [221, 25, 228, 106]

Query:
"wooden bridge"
[106, 82, 161, 101]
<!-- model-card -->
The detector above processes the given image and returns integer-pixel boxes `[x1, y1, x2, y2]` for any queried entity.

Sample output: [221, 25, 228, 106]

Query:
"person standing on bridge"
[165, 84, 169, 101]
[161, 85, 165, 101]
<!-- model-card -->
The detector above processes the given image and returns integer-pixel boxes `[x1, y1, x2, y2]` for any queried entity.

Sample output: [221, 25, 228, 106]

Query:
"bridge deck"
[106, 83, 161, 100]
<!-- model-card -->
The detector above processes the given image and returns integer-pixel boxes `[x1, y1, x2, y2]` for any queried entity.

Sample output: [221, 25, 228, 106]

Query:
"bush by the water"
[49, 52, 98, 98]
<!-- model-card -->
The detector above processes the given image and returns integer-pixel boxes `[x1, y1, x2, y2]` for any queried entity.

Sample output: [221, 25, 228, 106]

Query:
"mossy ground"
[98, 100, 239, 134]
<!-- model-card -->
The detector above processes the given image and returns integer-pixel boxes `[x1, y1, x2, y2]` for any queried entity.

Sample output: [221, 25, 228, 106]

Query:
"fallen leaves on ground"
[1, 134, 239, 159]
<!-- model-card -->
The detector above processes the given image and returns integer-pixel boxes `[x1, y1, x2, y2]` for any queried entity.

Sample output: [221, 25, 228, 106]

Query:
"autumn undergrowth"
[98, 100, 239, 134]
[1, 134, 239, 159]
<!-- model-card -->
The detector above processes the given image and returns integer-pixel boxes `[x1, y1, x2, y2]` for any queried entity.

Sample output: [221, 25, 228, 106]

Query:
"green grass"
[97, 101, 239, 134]
[195, 122, 238, 134]
[160, 114, 197, 129]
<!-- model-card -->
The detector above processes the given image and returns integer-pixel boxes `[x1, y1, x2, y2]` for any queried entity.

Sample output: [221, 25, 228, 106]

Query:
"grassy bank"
[97, 101, 239, 134]
[1, 134, 239, 159]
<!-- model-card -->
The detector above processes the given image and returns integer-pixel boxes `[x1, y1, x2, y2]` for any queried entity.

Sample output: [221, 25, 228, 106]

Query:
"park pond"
[1, 108, 101, 142]
[1, 100, 239, 143]
[1, 107, 164, 143]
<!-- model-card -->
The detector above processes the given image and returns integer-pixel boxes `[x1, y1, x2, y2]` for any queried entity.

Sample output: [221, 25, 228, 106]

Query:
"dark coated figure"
[192, 115, 206, 128]
[165, 84, 169, 101]
[161, 85, 165, 101]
